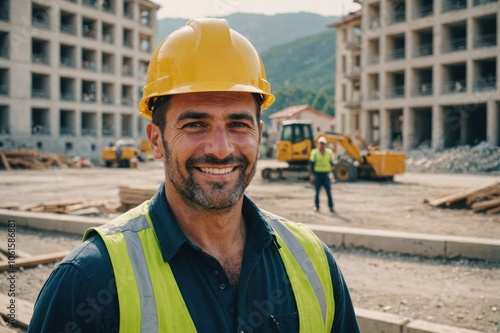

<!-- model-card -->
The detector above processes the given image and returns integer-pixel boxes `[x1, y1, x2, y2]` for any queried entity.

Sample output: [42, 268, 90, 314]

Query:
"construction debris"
[406, 142, 500, 174]
[0, 149, 91, 170]
[23, 200, 120, 217]
[425, 182, 500, 214]
[118, 184, 157, 207]
[0, 251, 70, 272]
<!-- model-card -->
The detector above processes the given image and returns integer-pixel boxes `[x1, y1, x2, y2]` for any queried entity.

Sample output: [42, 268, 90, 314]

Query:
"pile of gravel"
[405, 141, 500, 174]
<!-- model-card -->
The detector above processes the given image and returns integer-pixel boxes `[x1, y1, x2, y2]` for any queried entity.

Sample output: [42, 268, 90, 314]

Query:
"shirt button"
[219, 283, 226, 290]
[213, 269, 219, 276]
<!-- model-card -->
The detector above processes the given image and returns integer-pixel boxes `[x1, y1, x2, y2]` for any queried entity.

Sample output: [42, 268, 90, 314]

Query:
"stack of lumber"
[425, 182, 500, 214]
[0, 149, 83, 170]
[118, 184, 157, 207]
[24, 200, 119, 216]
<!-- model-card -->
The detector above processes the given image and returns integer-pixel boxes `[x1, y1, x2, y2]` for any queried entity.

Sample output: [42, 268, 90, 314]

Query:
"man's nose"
[203, 125, 234, 160]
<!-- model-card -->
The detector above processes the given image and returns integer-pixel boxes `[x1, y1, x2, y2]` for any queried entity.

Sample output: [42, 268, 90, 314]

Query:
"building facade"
[0, 0, 159, 159]
[335, 0, 500, 151]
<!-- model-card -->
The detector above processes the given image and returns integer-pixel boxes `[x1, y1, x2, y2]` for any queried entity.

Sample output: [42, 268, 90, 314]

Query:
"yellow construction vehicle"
[261, 120, 405, 181]
[101, 139, 140, 168]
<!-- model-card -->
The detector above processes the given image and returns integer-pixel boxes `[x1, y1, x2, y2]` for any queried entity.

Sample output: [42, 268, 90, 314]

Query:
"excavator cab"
[275, 120, 314, 164]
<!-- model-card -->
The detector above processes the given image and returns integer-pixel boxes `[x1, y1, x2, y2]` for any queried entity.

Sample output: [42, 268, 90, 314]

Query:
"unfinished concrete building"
[336, 0, 500, 150]
[0, 0, 159, 159]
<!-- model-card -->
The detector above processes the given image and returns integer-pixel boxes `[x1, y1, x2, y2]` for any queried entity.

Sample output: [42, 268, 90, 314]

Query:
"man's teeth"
[201, 167, 233, 174]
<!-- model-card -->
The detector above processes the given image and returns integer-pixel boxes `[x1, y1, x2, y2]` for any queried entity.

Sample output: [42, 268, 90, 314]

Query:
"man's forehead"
[171, 92, 254, 106]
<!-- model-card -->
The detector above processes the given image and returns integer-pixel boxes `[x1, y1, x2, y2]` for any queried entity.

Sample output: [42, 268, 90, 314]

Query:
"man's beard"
[162, 137, 257, 210]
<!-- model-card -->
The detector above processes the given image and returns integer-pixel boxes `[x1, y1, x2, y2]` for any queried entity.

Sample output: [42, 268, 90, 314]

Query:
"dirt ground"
[0, 160, 499, 332]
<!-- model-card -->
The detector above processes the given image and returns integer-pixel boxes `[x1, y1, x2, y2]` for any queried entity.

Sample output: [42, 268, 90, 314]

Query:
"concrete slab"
[0, 209, 107, 235]
[355, 308, 409, 333]
[404, 319, 483, 333]
[445, 236, 500, 261]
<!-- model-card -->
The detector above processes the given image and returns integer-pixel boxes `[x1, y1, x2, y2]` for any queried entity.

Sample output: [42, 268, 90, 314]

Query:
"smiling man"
[28, 18, 360, 333]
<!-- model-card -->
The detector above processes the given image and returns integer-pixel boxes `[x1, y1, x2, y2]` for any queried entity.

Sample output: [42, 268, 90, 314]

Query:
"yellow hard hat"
[139, 18, 275, 120]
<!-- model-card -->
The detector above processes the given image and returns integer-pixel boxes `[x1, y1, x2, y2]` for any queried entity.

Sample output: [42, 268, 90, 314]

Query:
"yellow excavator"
[261, 120, 405, 181]
[101, 139, 140, 168]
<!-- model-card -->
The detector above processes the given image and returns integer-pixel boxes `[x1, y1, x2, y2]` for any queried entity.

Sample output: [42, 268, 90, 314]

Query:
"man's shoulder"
[62, 234, 112, 271]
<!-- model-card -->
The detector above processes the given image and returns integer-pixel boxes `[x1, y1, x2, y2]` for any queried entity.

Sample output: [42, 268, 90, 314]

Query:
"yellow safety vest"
[84, 201, 335, 332]
[310, 148, 334, 173]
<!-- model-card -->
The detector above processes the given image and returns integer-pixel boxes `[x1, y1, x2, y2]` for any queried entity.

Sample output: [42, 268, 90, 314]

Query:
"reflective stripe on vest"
[84, 202, 334, 332]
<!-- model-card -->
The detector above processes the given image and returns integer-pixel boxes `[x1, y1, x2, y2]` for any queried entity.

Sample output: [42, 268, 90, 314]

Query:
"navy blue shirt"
[29, 185, 359, 333]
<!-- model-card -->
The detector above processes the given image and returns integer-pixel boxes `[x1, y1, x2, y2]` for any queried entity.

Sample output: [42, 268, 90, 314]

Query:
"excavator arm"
[316, 134, 364, 164]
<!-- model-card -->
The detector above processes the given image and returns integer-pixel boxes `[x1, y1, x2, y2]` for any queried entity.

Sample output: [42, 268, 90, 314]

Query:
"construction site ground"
[0, 159, 499, 332]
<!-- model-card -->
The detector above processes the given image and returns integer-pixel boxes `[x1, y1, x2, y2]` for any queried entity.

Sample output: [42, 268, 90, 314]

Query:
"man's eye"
[230, 122, 250, 128]
[183, 122, 203, 128]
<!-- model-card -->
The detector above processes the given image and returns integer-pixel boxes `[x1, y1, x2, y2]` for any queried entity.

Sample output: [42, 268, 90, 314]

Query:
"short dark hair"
[150, 93, 262, 133]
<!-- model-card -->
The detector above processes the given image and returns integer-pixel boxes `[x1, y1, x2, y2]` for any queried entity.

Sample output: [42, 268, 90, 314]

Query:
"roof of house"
[328, 10, 362, 28]
[269, 104, 334, 120]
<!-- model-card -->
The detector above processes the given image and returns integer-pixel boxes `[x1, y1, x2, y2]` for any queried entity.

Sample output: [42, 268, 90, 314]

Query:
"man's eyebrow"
[177, 111, 212, 122]
[226, 112, 255, 122]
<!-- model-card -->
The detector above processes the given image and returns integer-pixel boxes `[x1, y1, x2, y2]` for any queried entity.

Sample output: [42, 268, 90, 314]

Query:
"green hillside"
[157, 13, 338, 52]
[261, 30, 337, 123]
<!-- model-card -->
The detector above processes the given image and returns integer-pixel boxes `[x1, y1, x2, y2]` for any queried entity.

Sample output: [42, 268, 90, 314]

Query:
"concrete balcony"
[442, 79, 466, 94]
[412, 83, 433, 97]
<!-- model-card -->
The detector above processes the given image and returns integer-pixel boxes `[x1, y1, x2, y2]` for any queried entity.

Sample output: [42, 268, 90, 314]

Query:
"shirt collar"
[148, 183, 276, 263]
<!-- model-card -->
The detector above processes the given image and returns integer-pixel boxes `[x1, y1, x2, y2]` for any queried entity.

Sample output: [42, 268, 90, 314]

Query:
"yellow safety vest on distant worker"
[310, 148, 334, 173]
[83, 201, 335, 333]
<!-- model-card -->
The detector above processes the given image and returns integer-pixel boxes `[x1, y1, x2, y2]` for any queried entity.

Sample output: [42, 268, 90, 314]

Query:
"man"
[29, 18, 359, 332]
[310, 137, 335, 213]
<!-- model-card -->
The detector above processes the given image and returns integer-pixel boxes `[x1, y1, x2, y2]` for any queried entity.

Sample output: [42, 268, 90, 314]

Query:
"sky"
[156, 0, 361, 19]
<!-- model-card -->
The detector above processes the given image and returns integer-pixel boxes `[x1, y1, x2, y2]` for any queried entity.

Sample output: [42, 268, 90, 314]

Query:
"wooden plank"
[0, 152, 11, 171]
[486, 206, 500, 215]
[427, 182, 500, 207]
[0, 251, 70, 271]
[0, 294, 34, 328]
[0, 245, 32, 259]
[423, 190, 461, 204]
[466, 184, 500, 206]
[471, 197, 500, 212]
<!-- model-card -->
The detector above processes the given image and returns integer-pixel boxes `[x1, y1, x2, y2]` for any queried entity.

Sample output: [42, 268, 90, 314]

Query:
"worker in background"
[28, 18, 359, 333]
[310, 136, 335, 213]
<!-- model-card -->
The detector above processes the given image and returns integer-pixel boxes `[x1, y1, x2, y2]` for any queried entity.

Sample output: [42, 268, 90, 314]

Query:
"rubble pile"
[405, 142, 500, 174]
[0, 149, 92, 170]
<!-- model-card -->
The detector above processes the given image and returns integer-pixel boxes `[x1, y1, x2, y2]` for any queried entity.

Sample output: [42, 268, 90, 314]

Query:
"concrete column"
[403, 106, 414, 151]
[487, 100, 499, 146]
[380, 108, 391, 149]
[459, 108, 469, 145]
[360, 109, 370, 142]
[432, 104, 444, 150]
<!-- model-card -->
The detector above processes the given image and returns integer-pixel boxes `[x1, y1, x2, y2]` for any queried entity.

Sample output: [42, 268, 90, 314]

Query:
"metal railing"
[442, 37, 467, 53]
[345, 94, 362, 108]
[0, 8, 10, 21]
[122, 66, 133, 76]
[0, 84, 8, 96]
[102, 128, 114, 136]
[442, 79, 467, 94]
[386, 85, 405, 99]
[82, 61, 96, 71]
[442, 0, 467, 12]
[346, 37, 361, 49]
[121, 97, 133, 106]
[345, 66, 361, 79]
[83, 28, 97, 39]
[102, 95, 114, 104]
[60, 57, 75, 67]
[412, 82, 433, 96]
[414, 4, 433, 18]
[367, 19, 380, 30]
[32, 53, 49, 64]
[473, 0, 497, 5]
[81, 128, 97, 136]
[32, 17, 50, 29]
[124, 10, 133, 19]
[388, 11, 405, 25]
[102, 64, 114, 73]
[102, 33, 114, 44]
[368, 54, 379, 65]
[32, 125, 50, 135]
[32, 89, 50, 99]
[0, 46, 9, 59]
[474, 76, 497, 91]
[367, 90, 380, 100]
[387, 48, 405, 61]
[123, 39, 133, 48]
[60, 91, 75, 101]
[473, 34, 497, 48]
[60, 127, 75, 136]
[82, 93, 96, 102]
[414, 43, 433, 57]
[60, 24, 77, 35]
[82, 0, 98, 7]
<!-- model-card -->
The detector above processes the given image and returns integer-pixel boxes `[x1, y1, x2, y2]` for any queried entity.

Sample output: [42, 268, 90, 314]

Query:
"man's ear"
[146, 123, 164, 159]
